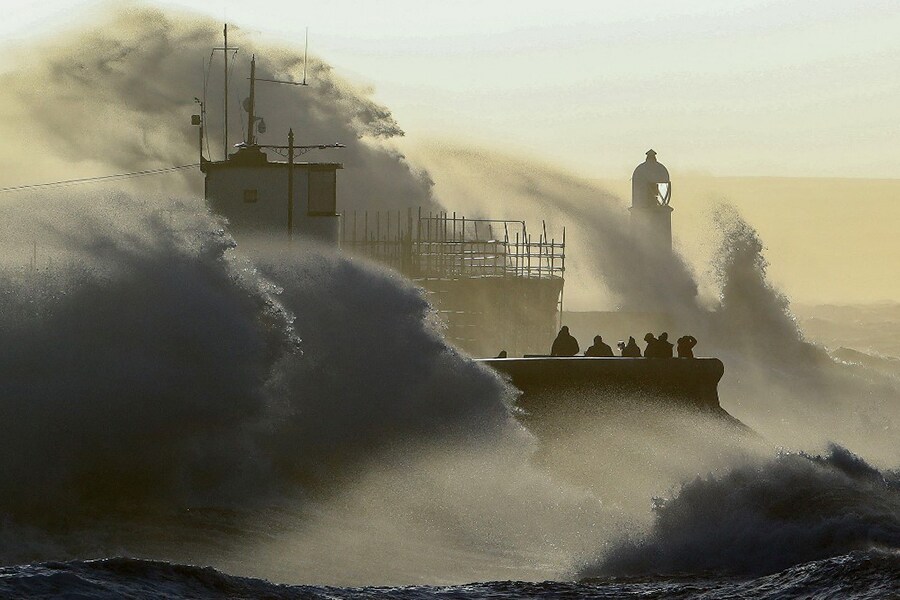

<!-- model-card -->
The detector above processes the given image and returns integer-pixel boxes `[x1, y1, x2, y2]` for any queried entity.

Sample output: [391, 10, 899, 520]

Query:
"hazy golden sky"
[2, 0, 898, 303]
[5, 0, 900, 179]
[595, 175, 900, 305]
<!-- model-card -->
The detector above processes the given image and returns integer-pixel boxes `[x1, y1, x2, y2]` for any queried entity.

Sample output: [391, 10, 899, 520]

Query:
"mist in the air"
[0, 3, 896, 587]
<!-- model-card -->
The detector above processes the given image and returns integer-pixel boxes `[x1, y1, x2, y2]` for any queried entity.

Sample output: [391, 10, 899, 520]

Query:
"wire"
[0, 164, 200, 194]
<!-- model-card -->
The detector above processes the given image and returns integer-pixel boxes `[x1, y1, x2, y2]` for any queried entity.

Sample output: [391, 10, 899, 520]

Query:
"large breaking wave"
[0, 193, 524, 562]
[0, 192, 619, 585]
[580, 444, 900, 577]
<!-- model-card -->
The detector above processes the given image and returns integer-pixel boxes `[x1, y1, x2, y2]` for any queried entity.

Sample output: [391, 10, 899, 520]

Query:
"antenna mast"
[303, 27, 309, 86]
[223, 24, 229, 160]
[211, 24, 239, 160]
[246, 55, 257, 146]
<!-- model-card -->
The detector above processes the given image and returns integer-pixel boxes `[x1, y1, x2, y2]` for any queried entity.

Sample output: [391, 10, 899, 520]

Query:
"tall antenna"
[223, 24, 228, 160]
[246, 55, 257, 146]
[302, 27, 309, 86]
[212, 23, 239, 161]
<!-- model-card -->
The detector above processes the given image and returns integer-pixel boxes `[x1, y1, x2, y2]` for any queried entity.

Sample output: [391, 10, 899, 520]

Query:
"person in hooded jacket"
[643, 332, 659, 357]
[677, 335, 697, 358]
[657, 332, 674, 358]
[550, 326, 580, 356]
[584, 335, 614, 357]
[622, 336, 641, 357]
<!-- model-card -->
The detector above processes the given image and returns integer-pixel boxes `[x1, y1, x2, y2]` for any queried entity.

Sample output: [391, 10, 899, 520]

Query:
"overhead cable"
[0, 164, 200, 194]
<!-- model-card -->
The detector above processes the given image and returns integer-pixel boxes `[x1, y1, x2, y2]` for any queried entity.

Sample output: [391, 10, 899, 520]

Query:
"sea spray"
[413, 142, 900, 464]
[579, 444, 900, 578]
[0, 191, 515, 507]
[410, 144, 700, 312]
[250, 243, 517, 488]
[0, 193, 283, 515]
[0, 6, 436, 213]
[708, 204, 812, 364]
[0, 191, 612, 584]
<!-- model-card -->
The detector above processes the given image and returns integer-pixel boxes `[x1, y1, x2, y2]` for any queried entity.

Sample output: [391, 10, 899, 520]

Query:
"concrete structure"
[202, 146, 342, 243]
[478, 356, 744, 426]
[480, 356, 743, 444]
[481, 356, 728, 415]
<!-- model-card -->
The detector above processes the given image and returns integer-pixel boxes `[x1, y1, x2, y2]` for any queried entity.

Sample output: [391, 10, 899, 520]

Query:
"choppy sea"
[1, 550, 897, 599]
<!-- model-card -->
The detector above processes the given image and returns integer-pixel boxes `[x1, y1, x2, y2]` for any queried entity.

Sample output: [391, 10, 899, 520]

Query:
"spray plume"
[580, 444, 900, 578]
[0, 5, 436, 212]
[412, 142, 900, 465]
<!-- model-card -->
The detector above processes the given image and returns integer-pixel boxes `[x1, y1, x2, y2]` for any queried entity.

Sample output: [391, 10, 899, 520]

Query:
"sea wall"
[479, 357, 726, 415]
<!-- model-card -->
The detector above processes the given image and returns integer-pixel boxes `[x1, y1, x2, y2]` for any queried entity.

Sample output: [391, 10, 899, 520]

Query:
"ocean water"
[2, 550, 898, 599]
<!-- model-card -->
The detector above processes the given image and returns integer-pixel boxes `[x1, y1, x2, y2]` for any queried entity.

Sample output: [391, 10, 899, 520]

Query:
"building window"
[243, 189, 258, 203]
[308, 170, 336, 215]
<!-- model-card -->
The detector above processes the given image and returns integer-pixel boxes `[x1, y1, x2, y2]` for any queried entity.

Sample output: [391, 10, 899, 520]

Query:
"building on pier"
[340, 209, 565, 357]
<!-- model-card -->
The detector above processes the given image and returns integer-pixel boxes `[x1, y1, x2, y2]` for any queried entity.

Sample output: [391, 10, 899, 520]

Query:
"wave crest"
[580, 444, 900, 577]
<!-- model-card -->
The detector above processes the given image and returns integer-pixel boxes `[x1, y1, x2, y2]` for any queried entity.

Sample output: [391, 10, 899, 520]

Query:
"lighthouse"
[630, 149, 673, 253]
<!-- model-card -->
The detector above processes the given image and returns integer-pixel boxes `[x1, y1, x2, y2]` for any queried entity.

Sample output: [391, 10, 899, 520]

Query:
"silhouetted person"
[677, 335, 697, 358]
[622, 336, 641, 357]
[496, 350, 508, 358]
[658, 332, 674, 358]
[585, 335, 614, 357]
[551, 326, 580, 356]
[616, 340, 626, 355]
[643, 333, 659, 357]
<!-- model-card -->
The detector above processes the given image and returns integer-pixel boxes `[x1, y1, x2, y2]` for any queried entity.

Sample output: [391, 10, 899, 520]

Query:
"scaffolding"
[340, 208, 566, 355]
[340, 208, 565, 283]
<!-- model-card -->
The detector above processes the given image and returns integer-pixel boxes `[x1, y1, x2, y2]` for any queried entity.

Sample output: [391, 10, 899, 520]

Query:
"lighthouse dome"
[632, 149, 671, 208]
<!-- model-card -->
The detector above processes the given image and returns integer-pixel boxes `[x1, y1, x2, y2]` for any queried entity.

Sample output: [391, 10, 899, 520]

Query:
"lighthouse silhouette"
[630, 149, 673, 253]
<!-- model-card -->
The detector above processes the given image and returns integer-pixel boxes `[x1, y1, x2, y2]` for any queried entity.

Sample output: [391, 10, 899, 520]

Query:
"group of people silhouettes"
[550, 327, 697, 358]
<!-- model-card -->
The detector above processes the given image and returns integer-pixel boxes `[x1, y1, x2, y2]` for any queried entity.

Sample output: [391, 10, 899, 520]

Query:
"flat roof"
[201, 145, 343, 172]
[204, 159, 343, 168]
[202, 159, 343, 174]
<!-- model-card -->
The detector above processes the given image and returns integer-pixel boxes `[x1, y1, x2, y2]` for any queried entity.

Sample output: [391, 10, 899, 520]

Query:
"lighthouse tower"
[630, 149, 673, 253]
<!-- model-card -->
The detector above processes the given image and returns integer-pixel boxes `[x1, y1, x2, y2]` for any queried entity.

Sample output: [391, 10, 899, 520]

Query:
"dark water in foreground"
[2, 550, 897, 599]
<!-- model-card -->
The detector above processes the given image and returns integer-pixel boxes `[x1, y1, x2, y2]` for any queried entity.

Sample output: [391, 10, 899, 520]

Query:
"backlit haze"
[2, 0, 899, 304]
[0, 2, 898, 592]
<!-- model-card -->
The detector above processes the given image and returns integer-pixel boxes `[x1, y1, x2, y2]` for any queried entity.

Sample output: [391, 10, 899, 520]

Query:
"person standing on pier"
[585, 335, 614, 357]
[551, 326, 580, 356]
[622, 336, 641, 357]
[658, 332, 674, 358]
[643, 333, 659, 357]
[677, 335, 697, 358]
